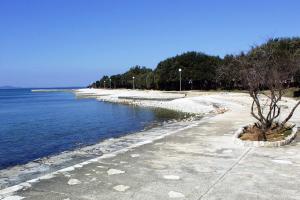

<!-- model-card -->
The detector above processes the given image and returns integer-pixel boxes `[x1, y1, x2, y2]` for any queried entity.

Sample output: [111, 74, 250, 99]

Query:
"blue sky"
[1, 0, 300, 87]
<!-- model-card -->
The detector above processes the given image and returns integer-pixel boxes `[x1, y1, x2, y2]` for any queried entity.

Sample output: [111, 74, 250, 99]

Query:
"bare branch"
[251, 100, 262, 121]
[281, 100, 300, 126]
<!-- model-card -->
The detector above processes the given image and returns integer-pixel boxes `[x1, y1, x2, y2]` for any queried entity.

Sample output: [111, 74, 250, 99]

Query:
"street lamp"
[104, 80, 106, 89]
[132, 76, 135, 89]
[178, 68, 182, 91]
[109, 78, 112, 89]
[189, 79, 193, 90]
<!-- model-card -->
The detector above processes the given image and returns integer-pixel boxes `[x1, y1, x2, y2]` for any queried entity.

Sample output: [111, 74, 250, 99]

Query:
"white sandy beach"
[75, 88, 300, 123]
[75, 89, 239, 114]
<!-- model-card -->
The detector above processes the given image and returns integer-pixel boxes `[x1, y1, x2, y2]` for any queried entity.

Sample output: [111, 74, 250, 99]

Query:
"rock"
[272, 159, 293, 165]
[2, 196, 25, 200]
[67, 178, 81, 185]
[131, 154, 140, 158]
[107, 169, 125, 175]
[168, 191, 185, 198]
[222, 149, 233, 154]
[90, 177, 97, 182]
[163, 175, 180, 180]
[113, 185, 130, 192]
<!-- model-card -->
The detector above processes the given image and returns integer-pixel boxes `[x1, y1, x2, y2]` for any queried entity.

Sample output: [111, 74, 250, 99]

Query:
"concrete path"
[1, 99, 300, 200]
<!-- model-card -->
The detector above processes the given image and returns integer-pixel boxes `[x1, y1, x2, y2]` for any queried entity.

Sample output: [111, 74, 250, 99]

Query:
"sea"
[0, 89, 185, 170]
[0, 88, 197, 189]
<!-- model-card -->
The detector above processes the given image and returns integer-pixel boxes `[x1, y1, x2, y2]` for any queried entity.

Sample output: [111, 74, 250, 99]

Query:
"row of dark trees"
[91, 66, 155, 89]
[89, 37, 300, 91]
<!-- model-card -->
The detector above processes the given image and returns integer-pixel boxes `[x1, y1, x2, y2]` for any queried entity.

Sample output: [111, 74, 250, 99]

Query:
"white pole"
[133, 76, 135, 89]
[179, 68, 182, 91]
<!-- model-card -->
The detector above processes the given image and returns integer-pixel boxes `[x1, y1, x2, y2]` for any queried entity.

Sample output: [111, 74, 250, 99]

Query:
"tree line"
[89, 37, 300, 91]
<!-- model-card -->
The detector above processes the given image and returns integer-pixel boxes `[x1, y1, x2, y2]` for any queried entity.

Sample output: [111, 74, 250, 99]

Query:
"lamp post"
[104, 80, 106, 89]
[109, 78, 112, 89]
[189, 79, 193, 90]
[178, 68, 182, 91]
[132, 76, 135, 89]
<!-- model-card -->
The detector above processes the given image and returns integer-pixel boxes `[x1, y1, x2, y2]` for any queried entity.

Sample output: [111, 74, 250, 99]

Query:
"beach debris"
[271, 159, 293, 165]
[168, 191, 185, 198]
[163, 175, 180, 180]
[67, 178, 81, 185]
[216, 107, 227, 114]
[113, 185, 130, 192]
[107, 169, 125, 175]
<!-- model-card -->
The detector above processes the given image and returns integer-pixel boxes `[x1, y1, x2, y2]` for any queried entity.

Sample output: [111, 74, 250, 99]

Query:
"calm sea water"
[0, 89, 175, 170]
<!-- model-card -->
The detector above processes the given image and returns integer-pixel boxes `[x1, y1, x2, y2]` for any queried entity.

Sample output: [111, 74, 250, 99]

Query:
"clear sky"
[1, 0, 300, 88]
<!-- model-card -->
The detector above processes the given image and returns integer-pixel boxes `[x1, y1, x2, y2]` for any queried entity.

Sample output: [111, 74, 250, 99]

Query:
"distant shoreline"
[31, 89, 75, 92]
[0, 86, 84, 90]
[0, 86, 21, 89]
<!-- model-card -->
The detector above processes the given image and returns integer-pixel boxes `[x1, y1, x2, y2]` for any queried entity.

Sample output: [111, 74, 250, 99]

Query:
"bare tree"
[240, 39, 300, 140]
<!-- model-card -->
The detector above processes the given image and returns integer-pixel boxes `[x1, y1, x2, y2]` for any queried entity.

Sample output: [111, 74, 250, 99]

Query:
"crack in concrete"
[197, 147, 252, 200]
